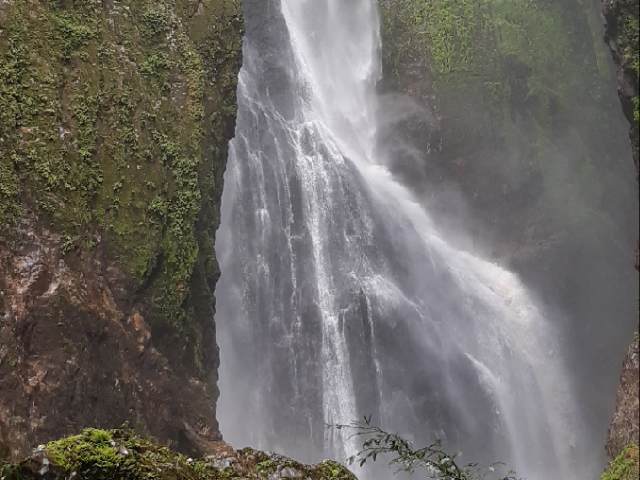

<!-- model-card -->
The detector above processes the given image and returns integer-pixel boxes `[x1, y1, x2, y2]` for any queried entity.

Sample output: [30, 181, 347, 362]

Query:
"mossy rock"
[0, 429, 359, 480]
[0, 0, 243, 328]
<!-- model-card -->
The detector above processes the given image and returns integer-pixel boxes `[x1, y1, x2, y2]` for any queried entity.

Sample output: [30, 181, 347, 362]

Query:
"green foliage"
[620, 15, 639, 78]
[0, 429, 357, 480]
[378, 0, 626, 252]
[3, 429, 219, 480]
[334, 418, 518, 480]
[601, 443, 640, 480]
[0, 156, 20, 233]
[49, 10, 98, 60]
[140, 52, 172, 78]
[60, 235, 76, 254]
[0, 0, 243, 332]
[141, 8, 171, 39]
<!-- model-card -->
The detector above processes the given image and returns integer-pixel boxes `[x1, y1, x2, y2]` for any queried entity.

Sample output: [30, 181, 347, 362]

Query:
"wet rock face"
[0, 429, 358, 480]
[0, 209, 220, 461]
[603, 0, 640, 172]
[605, 339, 639, 463]
[603, 0, 640, 270]
[0, 0, 242, 461]
[601, 0, 640, 474]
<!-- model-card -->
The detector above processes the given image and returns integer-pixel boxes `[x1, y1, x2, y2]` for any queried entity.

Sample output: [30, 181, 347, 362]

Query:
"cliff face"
[603, 0, 639, 270]
[604, 0, 639, 177]
[0, 0, 242, 461]
[601, 0, 639, 476]
[605, 339, 639, 462]
[377, 0, 635, 281]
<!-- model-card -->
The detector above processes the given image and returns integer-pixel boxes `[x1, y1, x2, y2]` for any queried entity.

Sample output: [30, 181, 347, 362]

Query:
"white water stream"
[215, 0, 592, 478]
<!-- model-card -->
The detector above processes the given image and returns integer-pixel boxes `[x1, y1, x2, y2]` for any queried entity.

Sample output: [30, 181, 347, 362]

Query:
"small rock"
[279, 467, 302, 478]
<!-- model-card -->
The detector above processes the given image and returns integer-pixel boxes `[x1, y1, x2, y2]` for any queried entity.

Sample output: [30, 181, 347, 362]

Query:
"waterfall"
[214, 0, 591, 478]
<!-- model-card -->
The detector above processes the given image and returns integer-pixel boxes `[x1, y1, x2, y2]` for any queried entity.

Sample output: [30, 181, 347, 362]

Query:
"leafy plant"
[333, 417, 519, 480]
[60, 235, 76, 254]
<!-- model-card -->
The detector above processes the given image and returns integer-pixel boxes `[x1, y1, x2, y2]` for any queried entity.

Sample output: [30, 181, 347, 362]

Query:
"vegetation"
[0, 1, 244, 412]
[1, 429, 218, 480]
[0, 0, 242, 330]
[602, 443, 640, 480]
[334, 418, 518, 480]
[378, 0, 627, 244]
[0, 429, 357, 480]
[614, 3, 639, 124]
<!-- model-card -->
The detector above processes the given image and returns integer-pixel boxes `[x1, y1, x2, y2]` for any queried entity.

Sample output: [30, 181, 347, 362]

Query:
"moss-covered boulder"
[0, 429, 358, 480]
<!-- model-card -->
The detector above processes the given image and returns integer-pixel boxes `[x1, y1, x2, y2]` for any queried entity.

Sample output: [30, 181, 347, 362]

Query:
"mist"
[375, 0, 639, 468]
[214, 0, 639, 478]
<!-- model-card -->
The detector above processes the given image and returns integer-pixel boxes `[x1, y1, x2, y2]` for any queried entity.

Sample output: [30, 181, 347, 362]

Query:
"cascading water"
[215, 0, 592, 478]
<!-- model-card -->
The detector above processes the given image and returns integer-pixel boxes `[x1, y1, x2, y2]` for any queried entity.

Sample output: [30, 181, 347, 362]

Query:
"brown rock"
[605, 339, 640, 462]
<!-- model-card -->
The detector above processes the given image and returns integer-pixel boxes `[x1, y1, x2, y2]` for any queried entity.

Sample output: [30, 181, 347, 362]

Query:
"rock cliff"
[0, 0, 242, 460]
[0, 0, 637, 476]
[601, 0, 639, 477]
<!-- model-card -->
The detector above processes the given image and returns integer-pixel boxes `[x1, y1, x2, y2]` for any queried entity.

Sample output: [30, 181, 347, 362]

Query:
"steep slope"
[601, 0, 639, 477]
[603, 0, 639, 268]
[0, 0, 242, 460]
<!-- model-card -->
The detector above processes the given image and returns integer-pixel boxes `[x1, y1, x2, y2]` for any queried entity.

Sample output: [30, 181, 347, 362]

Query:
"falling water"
[215, 0, 591, 478]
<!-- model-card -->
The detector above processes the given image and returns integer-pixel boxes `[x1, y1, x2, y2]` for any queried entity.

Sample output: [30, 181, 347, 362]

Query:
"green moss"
[0, 156, 20, 233]
[379, 0, 623, 243]
[140, 52, 172, 78]
[620, 15, 639, 78]
[602, 443, 640, 480]
[0, 0, 243, 331]
[314, 460, 358, 480]
[0, 430, 358, 480]
[615, 4, 639, 125]
[3, 429, 221, 480]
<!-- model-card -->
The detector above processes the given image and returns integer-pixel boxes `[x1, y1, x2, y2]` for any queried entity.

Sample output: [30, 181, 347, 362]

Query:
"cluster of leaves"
[602, 443, 640, 480]
[334, 418, 519, 480]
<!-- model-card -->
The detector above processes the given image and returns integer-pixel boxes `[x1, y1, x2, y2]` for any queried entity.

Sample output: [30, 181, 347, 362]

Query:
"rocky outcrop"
[0, 429, 358, 480]
[601, 0, 640, 476]
[605, 339, 640, 462]
[0, 0, 242, 460]
[604, 0, 640, 178]
[603, 0, 639, 270]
